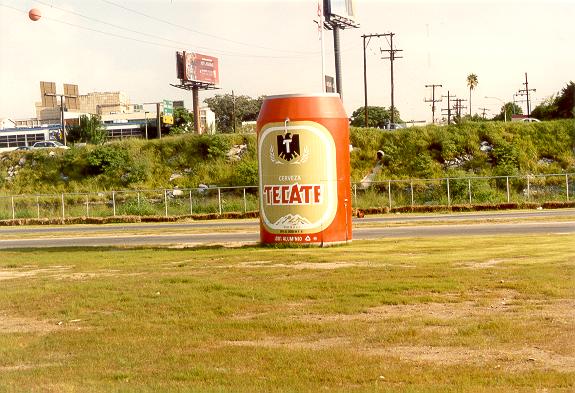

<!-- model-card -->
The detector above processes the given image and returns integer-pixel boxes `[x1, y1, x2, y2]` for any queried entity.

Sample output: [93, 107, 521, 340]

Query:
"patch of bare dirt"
[222, 336, 350, 350]
[366, 345, 575, 372]
[0, 363, 58, 372]
[0, 313, 61, 334]
[220, 338, 575, 372]
[0, 266, 71, 281]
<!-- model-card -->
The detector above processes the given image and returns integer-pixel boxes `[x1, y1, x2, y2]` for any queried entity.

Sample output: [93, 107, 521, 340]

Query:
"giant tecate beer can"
[257, 93, 352, 246]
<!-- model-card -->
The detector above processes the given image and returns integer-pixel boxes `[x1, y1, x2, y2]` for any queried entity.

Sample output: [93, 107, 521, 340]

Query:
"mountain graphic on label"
[273, 214, 312, 228]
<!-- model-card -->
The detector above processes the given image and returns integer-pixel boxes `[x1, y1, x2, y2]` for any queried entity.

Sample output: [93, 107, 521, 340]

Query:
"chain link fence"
[0, 174, 572, 220]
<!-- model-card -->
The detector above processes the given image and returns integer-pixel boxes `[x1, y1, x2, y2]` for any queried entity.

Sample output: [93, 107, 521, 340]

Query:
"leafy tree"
[555, 81, 574, 118]
[492, 102, 522, 121]
[167, 107, 194, 135]
[531, 81, 574, 120]
[466, 74, 478, 116]
[67, 114, 107, 145]
[350, 106, 402, 128]
[530, 96, 557, 120]
[204, 94, 263, 132]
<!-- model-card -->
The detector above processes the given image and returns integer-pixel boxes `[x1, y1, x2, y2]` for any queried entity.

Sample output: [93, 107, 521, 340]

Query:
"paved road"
[0, 213, 573, 249]
[0, 209, 573, 235]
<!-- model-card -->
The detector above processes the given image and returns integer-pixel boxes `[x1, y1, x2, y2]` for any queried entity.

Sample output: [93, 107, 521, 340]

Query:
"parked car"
[32, 141, 69, 149]
[520, 118, 541, 123]
[15, 146, 31, 151]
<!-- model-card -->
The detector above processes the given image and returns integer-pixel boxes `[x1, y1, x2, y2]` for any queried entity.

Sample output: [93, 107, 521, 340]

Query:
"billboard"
[63, 83, 79, 110]
[40, 81, 57, 108]
[324, 0, 356, 21]
[176, 52, 219, 85]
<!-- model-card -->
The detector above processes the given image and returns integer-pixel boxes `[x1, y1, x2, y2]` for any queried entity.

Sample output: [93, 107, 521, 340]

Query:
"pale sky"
[1, 0, 574, 123]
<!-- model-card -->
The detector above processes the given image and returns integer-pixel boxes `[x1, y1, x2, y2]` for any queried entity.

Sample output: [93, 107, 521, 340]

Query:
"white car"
[520, 118, 541, 123]
[32, 141, 70, 149]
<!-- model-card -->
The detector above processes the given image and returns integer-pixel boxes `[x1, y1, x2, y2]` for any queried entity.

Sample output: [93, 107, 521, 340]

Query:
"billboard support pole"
[333, 26, 343, 99]
[193, 86, 200, 134]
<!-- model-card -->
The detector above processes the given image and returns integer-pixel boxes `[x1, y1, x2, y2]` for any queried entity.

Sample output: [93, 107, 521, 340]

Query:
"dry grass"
[0, 234, 573, 392]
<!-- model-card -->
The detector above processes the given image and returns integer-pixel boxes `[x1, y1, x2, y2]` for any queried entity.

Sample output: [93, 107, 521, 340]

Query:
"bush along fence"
[0, 173, 573, 224]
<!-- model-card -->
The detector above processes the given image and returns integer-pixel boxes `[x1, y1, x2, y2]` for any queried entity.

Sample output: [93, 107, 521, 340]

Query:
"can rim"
[263, 93, 341, 100]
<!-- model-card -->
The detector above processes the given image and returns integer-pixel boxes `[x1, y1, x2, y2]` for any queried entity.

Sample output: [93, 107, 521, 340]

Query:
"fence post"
[566, 174, 570, 202]
[243, 188, 247, 213]
[218, 187, 222, 215]
[137, 191, 140, 206]
[189, 190, 193, 215]
[388, 180, 392, 209]
[112, 191, 116, 216]
[164, 189, 168, 217]
[527, 176, 531, 200]
[410, 181, 414, 206]
[61, 193, 65, 220]
[11, 196, 15, 220]
[506, 176, 510, 203]
[468, 178, 472, 205]
[446, 178, 451, 206]
[36, 196, 40, 219]
[86, 194, 90, 217]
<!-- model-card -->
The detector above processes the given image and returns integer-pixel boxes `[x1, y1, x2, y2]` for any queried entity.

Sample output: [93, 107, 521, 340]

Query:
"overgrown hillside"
[1, 120, 573, 195]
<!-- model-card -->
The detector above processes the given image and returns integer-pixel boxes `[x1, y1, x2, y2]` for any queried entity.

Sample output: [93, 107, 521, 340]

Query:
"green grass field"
[0, 234, 573, 392]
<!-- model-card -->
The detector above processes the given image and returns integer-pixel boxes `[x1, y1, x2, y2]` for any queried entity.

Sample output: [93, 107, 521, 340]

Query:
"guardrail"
[0, 173, 572, 221]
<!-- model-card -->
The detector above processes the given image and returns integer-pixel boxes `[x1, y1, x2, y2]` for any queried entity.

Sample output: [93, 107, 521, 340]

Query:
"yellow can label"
[258, 121, 338, 234]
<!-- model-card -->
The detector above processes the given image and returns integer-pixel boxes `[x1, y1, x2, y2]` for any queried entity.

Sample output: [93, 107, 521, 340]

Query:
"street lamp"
[484, 96, 506, 122]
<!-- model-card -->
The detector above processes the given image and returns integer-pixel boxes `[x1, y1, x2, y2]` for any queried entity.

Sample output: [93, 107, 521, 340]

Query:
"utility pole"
[232, 90, 236, 133]
[516, 72, 536, 116]
[478, 107, 490, 119]
[441, 91, 455, 125]
[362, 33, 386, 127]
[425, 84, 442, 124]
[381, 32, 403, 125]
[453, 98, 467, 119]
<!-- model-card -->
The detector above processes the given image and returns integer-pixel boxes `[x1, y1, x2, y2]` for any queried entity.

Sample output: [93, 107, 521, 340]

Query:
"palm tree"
[466, 74, 478, 116]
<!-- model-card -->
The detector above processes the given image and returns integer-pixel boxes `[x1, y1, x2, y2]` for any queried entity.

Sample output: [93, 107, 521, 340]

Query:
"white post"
[36, 196, 40, 219]
[506, 176, 510, 203]
[218, 187, 222, 215]
[410, 181, 414, 206]
[112, 191, 116, 216]
[388, 180, 392, 208]
[566, 174, 570, 201]
[527, 176, 531, 200]
[86, 194, 90, 217]
[61, 193, 65, 220]
[11, 196, 15, 220]
[189, 190, 193, 215]
[164, 189, 168, 217]
[243, 188, 247, 213]
[468, 178, 472, 204]
[446, 178, 451, 206]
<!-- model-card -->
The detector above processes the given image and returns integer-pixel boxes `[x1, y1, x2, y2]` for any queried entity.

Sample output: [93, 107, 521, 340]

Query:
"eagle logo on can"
[277, 133, 300, 162]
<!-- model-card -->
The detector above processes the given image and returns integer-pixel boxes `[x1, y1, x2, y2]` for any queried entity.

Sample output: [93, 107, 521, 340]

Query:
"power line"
[99, 0, 316, 55]
[1, 3, 316, 60]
